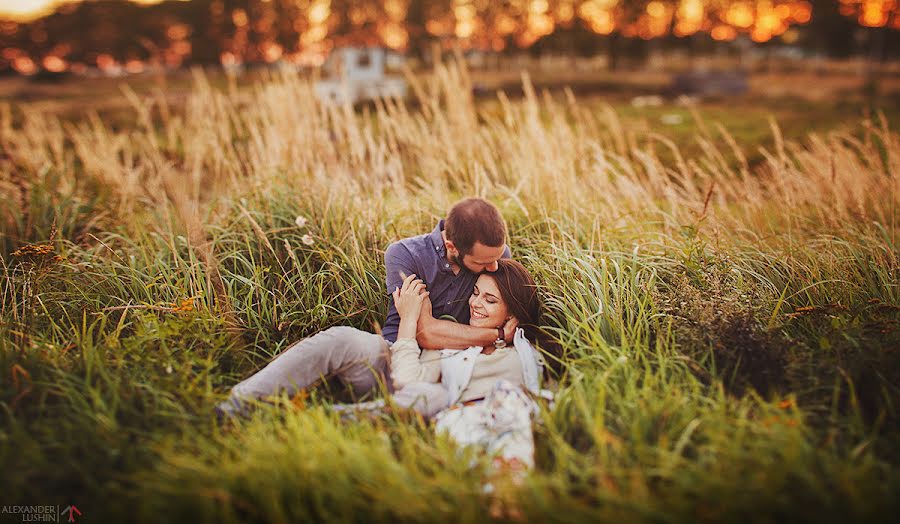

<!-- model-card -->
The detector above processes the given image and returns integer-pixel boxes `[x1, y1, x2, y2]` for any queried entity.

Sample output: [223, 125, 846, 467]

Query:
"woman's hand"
[392, 273, 429, 320]
[394, 274, 429, 342]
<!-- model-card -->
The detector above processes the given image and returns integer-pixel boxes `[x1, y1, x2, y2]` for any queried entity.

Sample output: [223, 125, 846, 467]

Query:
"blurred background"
[0, 1, 898, 106]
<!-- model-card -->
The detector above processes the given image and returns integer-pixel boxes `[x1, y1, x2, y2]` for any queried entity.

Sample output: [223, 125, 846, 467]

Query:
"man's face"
[448, 241, 505, 274]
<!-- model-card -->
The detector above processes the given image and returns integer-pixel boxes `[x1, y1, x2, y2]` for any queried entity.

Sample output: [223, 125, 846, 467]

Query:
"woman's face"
[468, 274, 511, 328]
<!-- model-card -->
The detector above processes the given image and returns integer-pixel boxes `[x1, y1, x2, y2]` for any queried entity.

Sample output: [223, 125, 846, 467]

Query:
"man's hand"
[418, 288, 433, 320]
[502, 316, 519, 344]
[415, 290, 434, 344]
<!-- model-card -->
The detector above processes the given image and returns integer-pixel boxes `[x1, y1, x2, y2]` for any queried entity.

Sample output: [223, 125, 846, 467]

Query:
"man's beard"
[448, 252, 470, 273]
[449, 252, 484, 274]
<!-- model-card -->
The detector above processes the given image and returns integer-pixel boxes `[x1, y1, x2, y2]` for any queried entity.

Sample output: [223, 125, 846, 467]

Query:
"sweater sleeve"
[382, 242, 418, 344]
[390, 338, 442, 389]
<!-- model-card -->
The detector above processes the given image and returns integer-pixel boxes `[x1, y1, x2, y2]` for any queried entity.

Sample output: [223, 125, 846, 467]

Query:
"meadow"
[0, 63, 898, 523]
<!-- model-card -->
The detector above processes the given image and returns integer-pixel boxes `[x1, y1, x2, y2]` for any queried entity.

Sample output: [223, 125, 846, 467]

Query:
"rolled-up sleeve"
[390, 338, 441, 389]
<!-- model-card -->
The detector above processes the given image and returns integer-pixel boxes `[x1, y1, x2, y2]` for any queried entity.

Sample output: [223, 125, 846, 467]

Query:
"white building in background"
[314, 47, 408, 106]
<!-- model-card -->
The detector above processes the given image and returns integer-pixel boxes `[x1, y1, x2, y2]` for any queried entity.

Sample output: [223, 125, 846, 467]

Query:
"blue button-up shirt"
[382, 220, 511, 343]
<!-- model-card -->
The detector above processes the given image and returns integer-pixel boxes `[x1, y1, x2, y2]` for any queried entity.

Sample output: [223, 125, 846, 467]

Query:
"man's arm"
[417, 316, 497, 350]
[415, 295, 518, 350]
[416, 244, 515, 349]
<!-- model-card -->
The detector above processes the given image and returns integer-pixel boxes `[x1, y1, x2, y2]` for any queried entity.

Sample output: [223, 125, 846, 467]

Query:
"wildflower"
[291, 389, 309, 410]
[172, 299, 194, 313]
[165, 364, 173, 374]
[301, 234, 314, 246]
[295, 215, 308, 228]
[616, 355, 628, 364]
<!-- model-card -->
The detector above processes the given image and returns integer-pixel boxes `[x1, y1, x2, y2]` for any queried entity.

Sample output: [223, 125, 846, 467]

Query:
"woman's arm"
[393, 273, 427, 340]
[383, 243, 419, 343]
[390, 338, 441, 389]
[390, 273, 441, 388]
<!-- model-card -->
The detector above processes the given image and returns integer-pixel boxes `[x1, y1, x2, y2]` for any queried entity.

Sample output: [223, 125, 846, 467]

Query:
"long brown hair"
[490, 259, 564, 378]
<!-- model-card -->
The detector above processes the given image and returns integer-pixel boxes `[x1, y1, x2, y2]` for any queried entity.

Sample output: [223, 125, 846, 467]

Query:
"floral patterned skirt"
[434, 379, 538, 470]
[332, 379, 539, 473]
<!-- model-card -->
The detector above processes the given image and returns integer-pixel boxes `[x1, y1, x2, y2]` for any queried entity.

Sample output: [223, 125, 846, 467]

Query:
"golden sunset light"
[0, 0, 173, 22]
[0, 1, 897, 76]
[0, 0, 65, 22]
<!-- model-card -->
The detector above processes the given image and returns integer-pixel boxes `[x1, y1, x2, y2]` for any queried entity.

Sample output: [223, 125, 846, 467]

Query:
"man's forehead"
[468, 243, 506, 263]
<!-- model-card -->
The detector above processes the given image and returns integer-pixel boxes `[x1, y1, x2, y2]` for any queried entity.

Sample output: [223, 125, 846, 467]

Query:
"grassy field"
[1, 63, 898, 523]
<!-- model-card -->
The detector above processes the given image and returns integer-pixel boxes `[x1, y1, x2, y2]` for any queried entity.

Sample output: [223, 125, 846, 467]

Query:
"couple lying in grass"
[216, 197, 559, 488]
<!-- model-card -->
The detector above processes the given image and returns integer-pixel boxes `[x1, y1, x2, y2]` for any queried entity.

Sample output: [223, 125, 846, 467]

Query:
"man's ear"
[444, 239, 457, 255]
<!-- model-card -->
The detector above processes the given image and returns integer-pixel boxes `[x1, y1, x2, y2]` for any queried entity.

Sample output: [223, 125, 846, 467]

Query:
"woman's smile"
[470, 307, 488, 319]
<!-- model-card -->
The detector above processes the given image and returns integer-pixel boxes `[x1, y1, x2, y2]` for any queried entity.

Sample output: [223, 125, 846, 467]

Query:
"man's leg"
[219, 326, 389, 417]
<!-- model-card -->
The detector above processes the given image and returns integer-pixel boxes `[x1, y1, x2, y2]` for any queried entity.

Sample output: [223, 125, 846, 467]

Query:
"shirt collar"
[430, 219, 447, 256]
[430, 219, 455, 273]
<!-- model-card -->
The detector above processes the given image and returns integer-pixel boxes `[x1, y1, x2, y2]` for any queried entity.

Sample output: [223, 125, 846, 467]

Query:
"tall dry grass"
[2, 63, 895, 244]
[0, 61, 897, 523]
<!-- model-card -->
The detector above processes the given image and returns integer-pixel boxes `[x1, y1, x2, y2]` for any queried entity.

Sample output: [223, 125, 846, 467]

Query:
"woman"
[220, 258, 557, 468]
[222, 258, 556, 514]
[387, 259, 556, 484]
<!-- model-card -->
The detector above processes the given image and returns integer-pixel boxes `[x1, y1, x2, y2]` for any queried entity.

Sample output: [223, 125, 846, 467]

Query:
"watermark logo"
[1, 505, 82, 522]
[60, 507, 81, 523]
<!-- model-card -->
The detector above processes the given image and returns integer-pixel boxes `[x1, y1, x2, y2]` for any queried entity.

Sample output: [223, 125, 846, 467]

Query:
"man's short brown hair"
[444, 198, 506, 257]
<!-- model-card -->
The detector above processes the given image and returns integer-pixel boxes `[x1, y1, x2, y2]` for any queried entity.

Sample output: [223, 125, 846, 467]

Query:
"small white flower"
[301, 234, 314, 246]
[616, 355, 628, 365]
[294, 215, 308, 228]
[165, 364, 173, 374]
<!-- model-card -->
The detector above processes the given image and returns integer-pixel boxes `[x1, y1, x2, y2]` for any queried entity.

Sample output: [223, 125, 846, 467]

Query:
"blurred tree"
[0, 0, 898, 74]
[805, 0, 857, 57]
[833, 0, 900, 96]
[406, 0, 434, 59]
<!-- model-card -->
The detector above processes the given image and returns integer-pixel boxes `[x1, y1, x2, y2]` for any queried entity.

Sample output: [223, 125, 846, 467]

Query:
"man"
[216, 197, 515, 418]
[383, 197, 516, 348]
